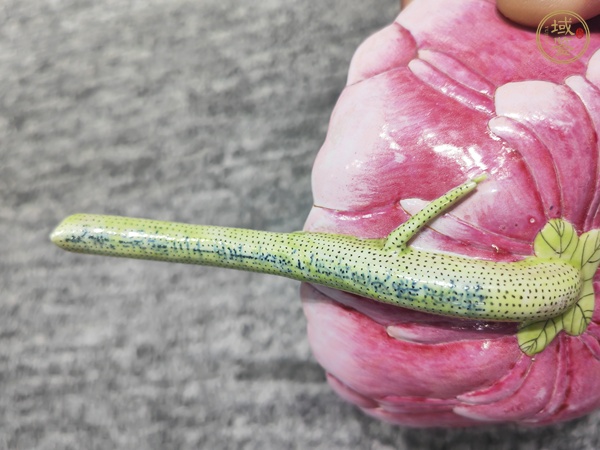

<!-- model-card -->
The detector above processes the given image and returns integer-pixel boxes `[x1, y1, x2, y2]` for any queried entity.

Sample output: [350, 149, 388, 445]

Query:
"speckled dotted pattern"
[52, 190, 583, 322]
[8, 0, 600, 447]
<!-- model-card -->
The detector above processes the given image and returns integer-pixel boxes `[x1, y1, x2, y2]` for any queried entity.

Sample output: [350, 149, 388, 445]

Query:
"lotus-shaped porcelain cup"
[49, 0, 600, 428]
[301, 0, 600, 426]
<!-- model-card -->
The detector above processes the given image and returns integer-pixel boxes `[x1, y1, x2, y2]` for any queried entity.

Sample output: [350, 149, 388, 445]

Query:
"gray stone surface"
[2, 0, 600, 448]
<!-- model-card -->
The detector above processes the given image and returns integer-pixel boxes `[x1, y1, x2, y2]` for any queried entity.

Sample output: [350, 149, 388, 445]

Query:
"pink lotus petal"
[454, 341, 560, 422]
[525, 339, 571, 423]
[399, 197, 533, 256]
[386, 321, 515, 344]
[564, 75, 600, 230]
[457, 353, 531, 404]
[487, 115, 563, 222]
[347, 23, 416, 85]
[303, 284, 521, 400]
[541, 339, 600, 424]
[302, 0, 600, 426]
[495, 81, 597, 230]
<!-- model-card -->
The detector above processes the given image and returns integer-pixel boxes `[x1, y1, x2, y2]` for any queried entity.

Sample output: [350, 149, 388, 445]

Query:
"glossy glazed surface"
[50, 182, 587, 327]
[302, 0, 600, 426]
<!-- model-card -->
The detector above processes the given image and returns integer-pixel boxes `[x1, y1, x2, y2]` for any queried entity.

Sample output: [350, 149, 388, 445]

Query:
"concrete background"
[2, 0, 600, 448]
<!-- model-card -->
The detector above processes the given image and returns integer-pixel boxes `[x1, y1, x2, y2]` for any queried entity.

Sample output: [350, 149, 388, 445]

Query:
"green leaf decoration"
[534, 219, 578, 261]
[571, 229, 600, 280]
[562, 296, 594, 336]
[520, 219, 600, 355]
[562, 228, 600, 336]
[518, 318, 564, 356]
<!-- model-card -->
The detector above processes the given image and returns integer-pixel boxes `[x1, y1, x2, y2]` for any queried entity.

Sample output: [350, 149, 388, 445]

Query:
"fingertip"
[400, 0, 414, 10]
[497, 0, 600, 28]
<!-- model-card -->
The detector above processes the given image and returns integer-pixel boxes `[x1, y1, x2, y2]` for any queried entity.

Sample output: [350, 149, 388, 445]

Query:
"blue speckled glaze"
[51, 178, 600, 354]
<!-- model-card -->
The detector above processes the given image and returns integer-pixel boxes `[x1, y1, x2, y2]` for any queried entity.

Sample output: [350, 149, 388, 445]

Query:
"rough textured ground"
[2, 1, 600, 448]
